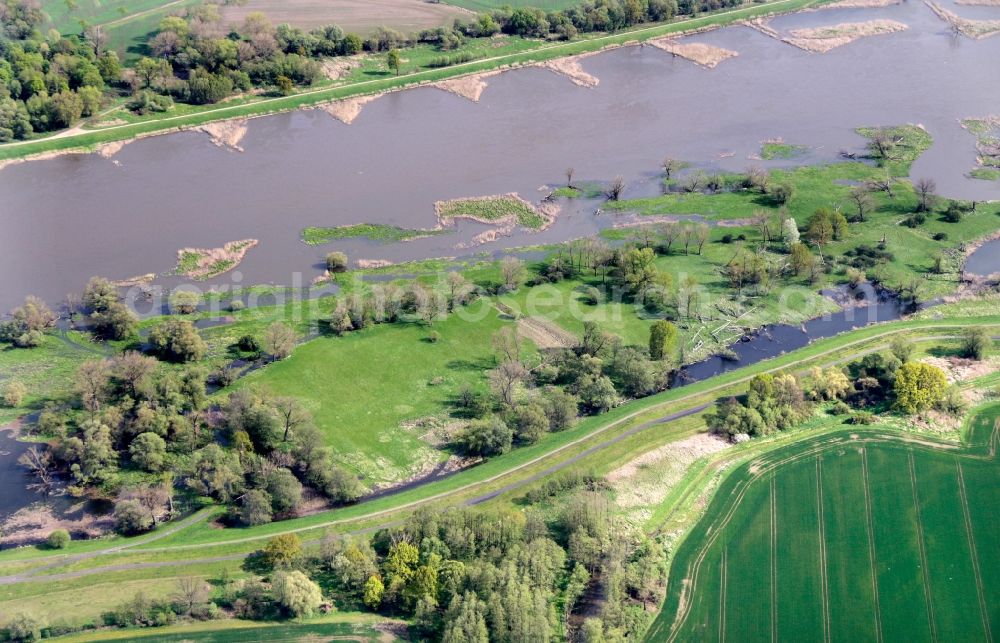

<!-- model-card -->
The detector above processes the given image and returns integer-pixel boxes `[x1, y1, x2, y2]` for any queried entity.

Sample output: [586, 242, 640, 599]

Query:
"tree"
[148, 318, 206, 362]
[266, 467, 303, 513]
[1, 296, 56, 347]
[6, 613, 44, 642]
[662, 157, 681, 180]
[578, 375, 619, 413]
[500, 256, 526, 291]
[789, 242, 817, 279]
[915, 177, 936, 212]
[363, 574, 385, 609]
[889, 336, 914, 363]
[782, 218, 800, 248]
[961, 327, 992, 360]
[443, 592, 489, 643]
[91, 302, 136, 340]
[621, 247, 658, 293]
[513, 401, 548, 444]
[387, 48, 402, 75]
[240, 489, 273, 526]
[542, 387, 578, 431]
[446, 271, 471, 311]
[489, 359, 529, 408]
[458, 416, 512, 456]
[114, 499, 154, 535]
[606, 175, 625, 200]
[893, 361, 948, 414]
[769, 183, 794, 205]
[175, 576, 210, 616]
[273, 570, 323, 618]
[565, 167, 575, 188]
[129, 432, 167, 472]
[274, 396, 309, 442]
[326, 251, 348, 272]
[263, 322, 296, 360]
[848, 186, 874, 221]
[75, 359, 111, 412]
[648, 320, 678, 361]
[46, 529, 70, 550]
[276, 74, 293, 95]
[135, 56, 170, 88]
[264, 533, 302, 570]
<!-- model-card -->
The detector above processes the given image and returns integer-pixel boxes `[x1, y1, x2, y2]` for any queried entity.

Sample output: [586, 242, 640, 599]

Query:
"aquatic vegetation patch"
[760, 139, 809, 160]
[173, 239, 259, 280]
[961, 116, 1000, 180]
[784, 19, 909, 52]
[301, 224, 446, 245]
[435, 193, 553, 230]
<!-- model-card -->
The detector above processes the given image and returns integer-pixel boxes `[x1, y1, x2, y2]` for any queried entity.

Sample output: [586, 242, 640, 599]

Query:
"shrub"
[228, 300, 245, 312]
[240, 489, 273, 526]
[428, 330, 440, 343]
[325, 252, 348, 273]
[169, 290, 200, 315]
[129, 432, 167, 472]
[148, 318, 206, 362]
[237, 334, 260, 353]
[932, 232, 948, 241]
[961, 327, 992, 360]
[2, 381, 27, 407]
[46, 529, 70, 549]
[114, 499, 154, 535]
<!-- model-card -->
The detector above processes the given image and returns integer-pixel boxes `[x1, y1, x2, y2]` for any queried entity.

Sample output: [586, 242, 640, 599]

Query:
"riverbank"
[0, 0, 829, 165]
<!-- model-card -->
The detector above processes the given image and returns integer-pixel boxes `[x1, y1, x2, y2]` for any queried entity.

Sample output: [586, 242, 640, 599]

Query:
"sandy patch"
[541, 56, 599, 87]
[432, 70, 501, 102]
[784, 20, 909, 52]
[453, 223, 517, 250]
[517, 316, 577, 349]
[321, 55, 366, 81]
[608, 433, 730, 524]
[174, 239, 258, 280]
[111, 273, 156, 288]
[648, 38, 738, 68]
[95, 140, 129, 158]
[925, 1, 1000, 38]
[356, 259, 394, 269]
[320, 94, 381, 124]
[922, 355, 1000, 385]
[196, 119, 248, 151]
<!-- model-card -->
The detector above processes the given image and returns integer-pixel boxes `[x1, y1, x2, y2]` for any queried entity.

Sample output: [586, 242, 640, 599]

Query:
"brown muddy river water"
[1, 0, 999, 311]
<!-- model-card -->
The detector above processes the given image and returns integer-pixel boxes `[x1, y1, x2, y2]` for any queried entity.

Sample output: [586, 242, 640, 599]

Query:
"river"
[1, 0, 998, 312]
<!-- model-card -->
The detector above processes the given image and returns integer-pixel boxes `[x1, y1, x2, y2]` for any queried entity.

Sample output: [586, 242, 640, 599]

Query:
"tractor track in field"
[860, 448, 885, 643]
[815, 456, 832, 643]
[955, 461, 993, 643]
[908, 451, 940, 643]
[769, 476, 778, 643]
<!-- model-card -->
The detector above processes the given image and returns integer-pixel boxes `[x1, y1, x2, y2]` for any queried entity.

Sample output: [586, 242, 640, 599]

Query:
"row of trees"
[708, 329, 992, 440]
[0, 0, 121, 139]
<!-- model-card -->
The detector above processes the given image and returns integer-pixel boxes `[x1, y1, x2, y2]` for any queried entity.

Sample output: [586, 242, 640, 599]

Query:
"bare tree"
[868, 129, 897, 162]
[175, 576, 210, 616]
[695, 223, 711, 254]
[915, 177, 937, 212]
[500, 257, 525, 292]
[275, 397, 309, 442]
[18, 447, 56, 495]
[662, 157, 681, 180]
[659, 221, 682, 254]
[263, 322, 296, 361]
[446, 272, 470, 311]
[606, 175, 625, 201]
[492, 327, 521, 364]
[565, 167, 575, 189]
[489, 360, 529, 408]
[753, 209, 771, 243]
[848, 186, 875, 222]
[680, 224, 695, 254]
[745, 165, 770, 193]
[75, 359, 110, 413]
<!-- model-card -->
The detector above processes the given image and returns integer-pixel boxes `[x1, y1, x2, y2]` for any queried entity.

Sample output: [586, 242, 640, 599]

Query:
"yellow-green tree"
[893, 362, 948, 414]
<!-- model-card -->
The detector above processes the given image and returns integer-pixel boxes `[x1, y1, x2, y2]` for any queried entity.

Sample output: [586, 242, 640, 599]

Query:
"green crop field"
[648, 404, 1000, 642]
